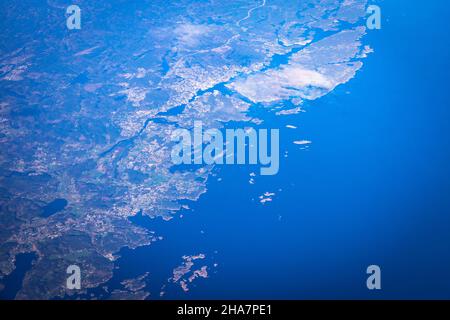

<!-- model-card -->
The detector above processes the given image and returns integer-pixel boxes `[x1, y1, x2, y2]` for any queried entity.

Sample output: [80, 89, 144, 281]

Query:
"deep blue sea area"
[106, 1, 450, 299]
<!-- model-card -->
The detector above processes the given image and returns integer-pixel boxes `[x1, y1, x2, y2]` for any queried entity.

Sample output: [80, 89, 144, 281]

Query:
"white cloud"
[174, 23, 211, 48]
[228, 66, 333, 103]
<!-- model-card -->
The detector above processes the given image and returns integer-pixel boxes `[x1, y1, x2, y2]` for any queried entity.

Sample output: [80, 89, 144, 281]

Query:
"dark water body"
[0, 253, 36, 300]
[41, 198, 68, 217]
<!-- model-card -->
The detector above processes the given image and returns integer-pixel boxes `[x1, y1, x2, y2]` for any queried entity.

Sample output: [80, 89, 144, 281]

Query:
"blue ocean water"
[117, 0, 450, 299]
